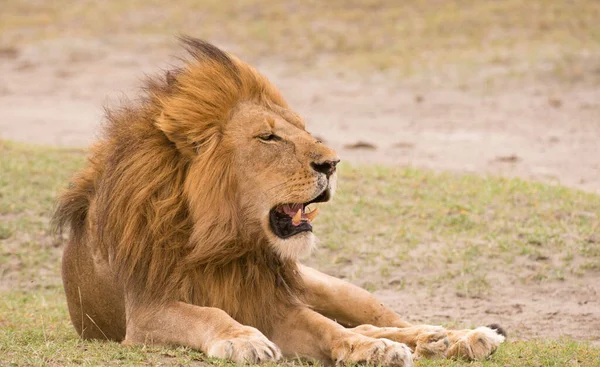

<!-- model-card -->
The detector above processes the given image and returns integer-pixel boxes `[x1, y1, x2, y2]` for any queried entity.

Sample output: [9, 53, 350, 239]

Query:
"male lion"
[54, 37, 505, 366]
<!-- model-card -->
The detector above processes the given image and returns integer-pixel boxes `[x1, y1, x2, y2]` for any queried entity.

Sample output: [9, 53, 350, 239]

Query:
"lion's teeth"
[292, 209, 302, 225]
[305, 207, 319, 222]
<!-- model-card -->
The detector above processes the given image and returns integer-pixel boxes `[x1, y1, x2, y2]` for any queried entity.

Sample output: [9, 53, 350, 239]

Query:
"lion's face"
[224, 102, 339, 259]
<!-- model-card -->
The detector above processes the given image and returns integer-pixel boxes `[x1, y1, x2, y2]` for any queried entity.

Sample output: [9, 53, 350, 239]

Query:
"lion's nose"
[311, 158, 340, 178]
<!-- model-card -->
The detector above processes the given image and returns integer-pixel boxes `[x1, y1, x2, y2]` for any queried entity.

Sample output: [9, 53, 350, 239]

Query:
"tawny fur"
[54, 37, 503, 365]
[54, 37, 301, 335]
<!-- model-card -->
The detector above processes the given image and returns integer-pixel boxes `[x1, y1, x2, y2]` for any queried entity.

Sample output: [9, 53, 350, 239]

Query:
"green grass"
[1, 0, 599, 85]
[0, 142, 85, 291]
[1, 140, 600, 366]
[2, 289, 600, 367]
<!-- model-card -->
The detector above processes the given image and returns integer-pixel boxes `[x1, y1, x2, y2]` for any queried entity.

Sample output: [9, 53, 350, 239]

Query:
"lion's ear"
[156, 112, 197, 156]
[156, 112, 222, 157]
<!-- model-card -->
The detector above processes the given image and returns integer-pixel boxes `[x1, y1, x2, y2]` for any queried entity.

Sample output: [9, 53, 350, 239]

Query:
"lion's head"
[153, 37, 340, 262]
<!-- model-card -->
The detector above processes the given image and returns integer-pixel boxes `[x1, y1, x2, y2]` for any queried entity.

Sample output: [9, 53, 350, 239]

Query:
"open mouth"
[269, 188, 331, 239]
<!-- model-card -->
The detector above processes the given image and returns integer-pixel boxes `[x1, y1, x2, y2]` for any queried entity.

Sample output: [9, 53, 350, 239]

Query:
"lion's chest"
[183, 259, 300, 334]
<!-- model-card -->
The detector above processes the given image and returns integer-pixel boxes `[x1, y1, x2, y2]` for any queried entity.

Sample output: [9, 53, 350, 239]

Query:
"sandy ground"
[1, 38, 599, 344]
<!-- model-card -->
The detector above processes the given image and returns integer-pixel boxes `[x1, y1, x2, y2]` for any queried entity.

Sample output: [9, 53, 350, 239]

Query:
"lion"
[54, 37, 505, 366]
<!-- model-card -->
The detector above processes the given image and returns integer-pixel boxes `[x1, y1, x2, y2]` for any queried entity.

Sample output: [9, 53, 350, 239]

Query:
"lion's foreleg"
[299, 264, 412, 328]
[299, 264, 505, 360]
[271, 307, 413, 366]
[123, 301, 281, 364]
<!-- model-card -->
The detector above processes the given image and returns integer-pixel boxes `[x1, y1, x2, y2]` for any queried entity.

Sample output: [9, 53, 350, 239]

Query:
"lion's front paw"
[332, 334, 413, 367]
[409, 326, 450, 359]
[207, 326, 282, 364]
[446, 325, 506, 360]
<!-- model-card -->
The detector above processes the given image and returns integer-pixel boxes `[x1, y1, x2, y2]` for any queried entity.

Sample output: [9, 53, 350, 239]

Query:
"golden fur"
[54, 37, 504, 366]
[55, 37, 303, 334]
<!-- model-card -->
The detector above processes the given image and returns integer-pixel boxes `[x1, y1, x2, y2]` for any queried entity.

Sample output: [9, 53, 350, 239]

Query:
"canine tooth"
[292, 209, 302, 225]
[305, 203, 318, 212]
[305, 207, 319, 222]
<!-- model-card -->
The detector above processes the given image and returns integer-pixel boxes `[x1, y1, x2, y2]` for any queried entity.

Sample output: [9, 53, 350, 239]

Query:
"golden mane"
[54, 37, 302, 333]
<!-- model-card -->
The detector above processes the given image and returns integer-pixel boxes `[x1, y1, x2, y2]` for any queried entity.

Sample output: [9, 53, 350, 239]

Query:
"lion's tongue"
[282, 203, 303, 217]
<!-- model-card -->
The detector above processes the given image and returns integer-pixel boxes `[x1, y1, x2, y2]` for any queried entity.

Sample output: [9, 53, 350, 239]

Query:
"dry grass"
[1, 0, 599, 85]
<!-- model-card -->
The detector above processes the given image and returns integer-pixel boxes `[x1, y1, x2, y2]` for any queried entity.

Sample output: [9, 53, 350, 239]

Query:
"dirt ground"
[1, 38, 599, 345]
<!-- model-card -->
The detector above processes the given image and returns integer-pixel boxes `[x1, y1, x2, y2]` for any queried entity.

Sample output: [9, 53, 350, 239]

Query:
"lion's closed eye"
[257, 133, 281, 142]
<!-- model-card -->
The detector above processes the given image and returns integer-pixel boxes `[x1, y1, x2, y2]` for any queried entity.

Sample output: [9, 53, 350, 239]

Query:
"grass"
[0, 142, 85, 291]
[313, 165, 600, 296]
[1, 140, 600, 366]
[3, 289, 599, 367]
[1, 0, 599, 86]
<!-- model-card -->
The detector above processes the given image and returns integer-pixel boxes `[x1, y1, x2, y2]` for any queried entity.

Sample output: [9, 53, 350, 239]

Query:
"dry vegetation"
[2, 0, 599, 85]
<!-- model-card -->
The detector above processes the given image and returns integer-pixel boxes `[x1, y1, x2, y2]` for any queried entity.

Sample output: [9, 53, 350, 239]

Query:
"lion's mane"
[54, 37, 303, 334]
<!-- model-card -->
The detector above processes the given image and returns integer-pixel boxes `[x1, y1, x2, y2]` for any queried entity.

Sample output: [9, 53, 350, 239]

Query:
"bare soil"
[1, 38, 599, 345]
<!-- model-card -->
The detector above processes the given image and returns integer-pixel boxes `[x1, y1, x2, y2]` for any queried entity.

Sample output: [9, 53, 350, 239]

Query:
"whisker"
[264, 180, 292, 193]
[259, 181, 290, 204]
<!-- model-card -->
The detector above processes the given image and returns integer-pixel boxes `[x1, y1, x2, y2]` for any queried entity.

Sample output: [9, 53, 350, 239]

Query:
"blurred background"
[1, 0, 599, 192]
